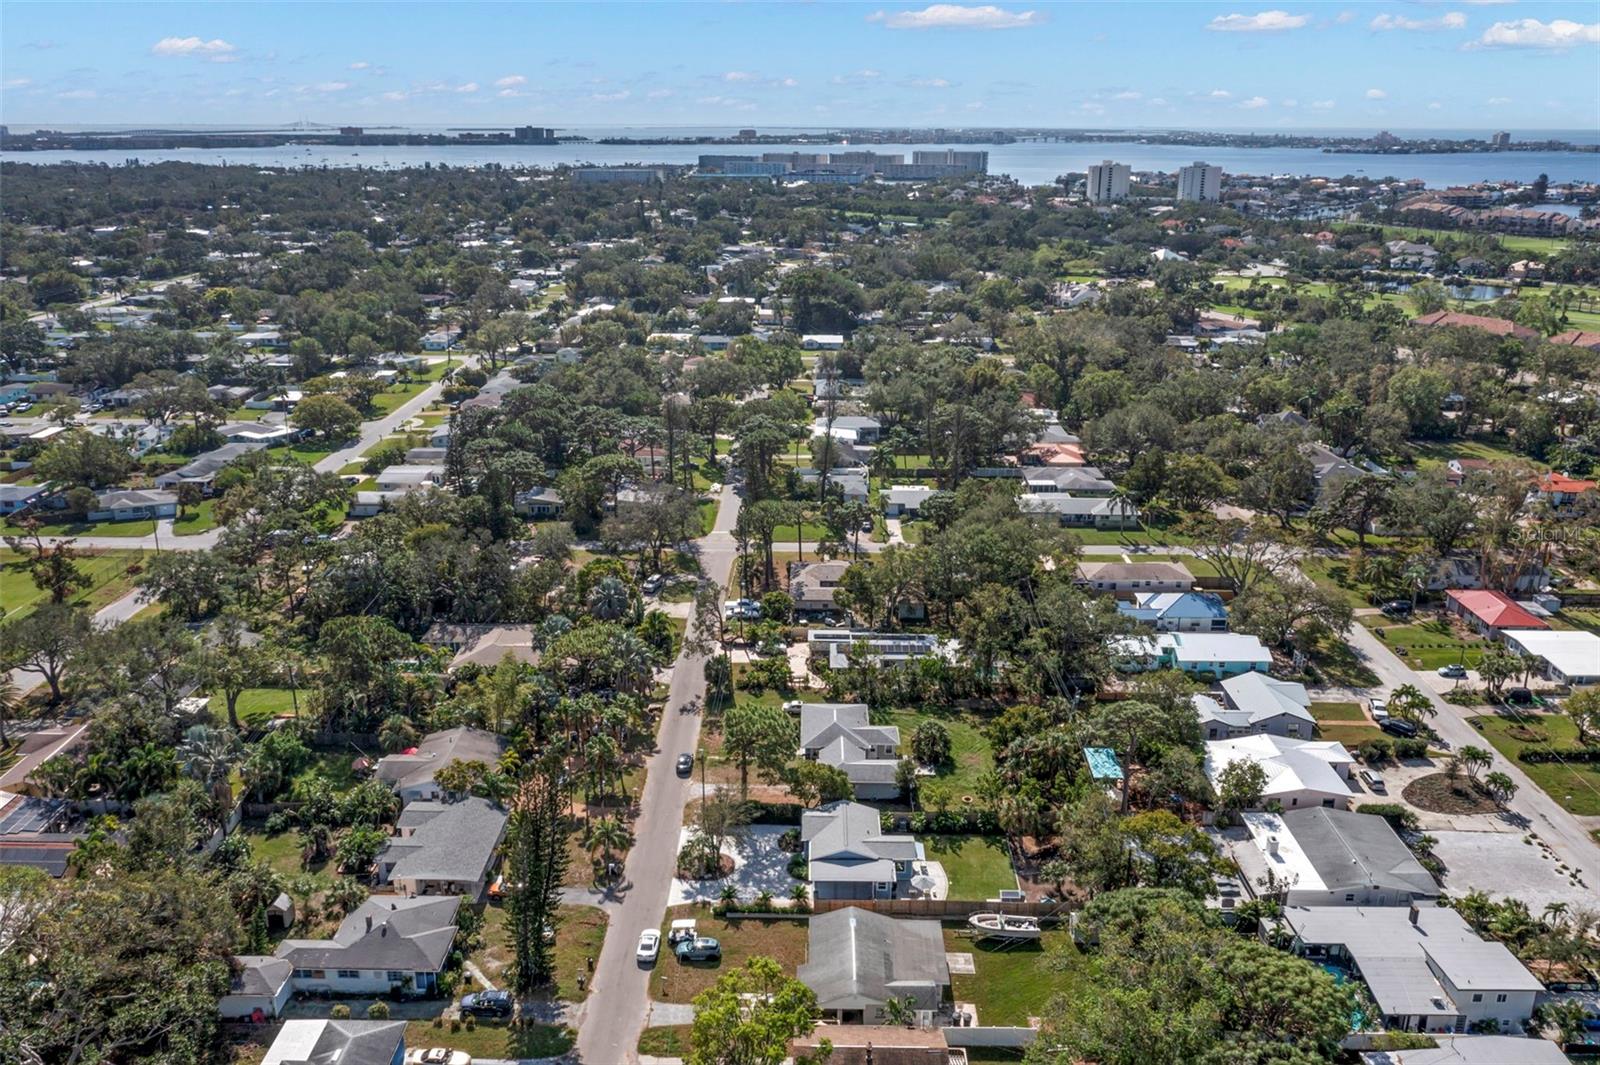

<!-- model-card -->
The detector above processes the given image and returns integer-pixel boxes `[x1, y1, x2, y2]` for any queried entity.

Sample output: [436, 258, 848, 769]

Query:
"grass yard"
[172, 498, 220, 536]
[1300, 557, 1380, 612]
[214, 687, 301, 726]
[1470, 711, 1600, 818]
[1409, 437, 1533, 473]
[402, 1021, 574, 1060]
[1553, 609, 1600, 635]
[925, 835, 1017, 900]
[0, 548, 142, 620]
[650, 907, 809, 1002]
[11, 517, 155, 537]
[1365, 617, 1485, 671]
[262, 444, 334, 466]
[883, 708, 994, 806]
[945, 926, 1092, 1027]
[1301, 626, 1380, 688]
[241, 826, 327, 884]
[637, 1025, 694, 1057]
[1311, 702, 1383, 749]
[472, 902, 608, 1002]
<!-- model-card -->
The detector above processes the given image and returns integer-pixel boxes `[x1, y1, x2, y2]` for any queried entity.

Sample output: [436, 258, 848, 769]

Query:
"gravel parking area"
[1429, 829, 1595, 913]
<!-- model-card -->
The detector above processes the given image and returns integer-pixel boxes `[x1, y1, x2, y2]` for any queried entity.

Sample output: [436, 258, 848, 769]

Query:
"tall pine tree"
[506, 763, 570, 995]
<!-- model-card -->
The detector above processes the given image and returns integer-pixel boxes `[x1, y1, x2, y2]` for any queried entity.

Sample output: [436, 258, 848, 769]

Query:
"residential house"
[1020, 441, 1087, 467]
[806, 630, 949, 671]
[798, 907, 950, 1025]
[0, 483, 55, 515]
[797, 467, 869, 505]
[1204, 734, 1356, 810]
[1074, 561, 1194, 595]
[799, 704, 902, 801]
[1257, 409, 1310, 430]
[1284, 904, 1543, 1035]
[375, 796, 507, 900]
[814, 415, 883, 446]
[801, 334, 846, 350]
[403, 447, 447, 466]
[86, 489, 177, 523]
[1021, 467, 1115, 494]
[1530, 471, 1597, 510]
[514, 486, 564, 519]
[373, 727, 509, 804]
[422, 622, 541, 670]
[1359, 1035, 1570, 1065]
[1195, 672, 1314, 740]
[421, 328, 461, 351]
[1017, 494, 1141, 529]
[882, 485, 936, 518]
[259, 1019, 406, 1065]
[217, 421, 300, 446]
[1445, 457, 1494, 487]
[791, 1027, 960, 1065]
[428, 426, 451, 449]
[1411, 310, 1540, 342]
[1501, 629, 1600, 685]
[789, 559, 851, 615]
[1306, 443, 1370, 505]
[1385, 240, 1439, 270]
[1117, 591, 1229, 633]
[274, 896, 460, 997]
[349, 490, 417, 518]
[1224, 808, 1437, 907]
[373, 465, 444, 492]
[1444, 589, 1548, 639]
[154, 442, 266, 494]
[1548, 329, 1600, 351]
[219, 956, 294, 1020]
[802, 800, 925, 900]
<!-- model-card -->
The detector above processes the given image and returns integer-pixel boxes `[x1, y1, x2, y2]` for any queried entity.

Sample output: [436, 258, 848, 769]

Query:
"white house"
[86, 489, 177, 523]
[1204, 734, 1356, 810]
[881, 485, 936, 518]
[1284, 904, 1543, 1035]
[1116, 632, 1272, 680]
[259, 1019, 406, 1065]
[801, 334, 846, 350]
[1501, 629, 1600, 685]
[1224, 808, 1437, 908]
[1075, 561, 1194, 595]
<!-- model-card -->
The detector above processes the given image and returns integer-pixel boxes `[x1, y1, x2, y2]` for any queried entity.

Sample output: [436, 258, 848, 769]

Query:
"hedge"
[1519, 748, 1600, 764]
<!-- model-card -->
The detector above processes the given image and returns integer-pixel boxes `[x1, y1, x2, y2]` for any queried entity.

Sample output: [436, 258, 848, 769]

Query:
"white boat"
[968, 912, 1042, 941]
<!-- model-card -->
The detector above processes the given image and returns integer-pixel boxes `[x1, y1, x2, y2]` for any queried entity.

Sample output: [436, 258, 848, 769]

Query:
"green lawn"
[1553, 609, 1600, 635]
[1302, 626, 1380, 688]
[0, 548, 143, 621]
[369, 380, 431, 414]
[262, 444, 334, 466]
[1311, 701, 1366, 723]
[241, 827, 327, 884]
[1365, 618, 1485, 671]
[945, 926, 1092, 1027]
[10, 518, 155, 537]
[925, 835, 1017, 900]
[471, 902, 607, 1002]
[637, 1025, 694, 1057]
[883, 708, 994, 807]
[172, 498, 220, 536]
[403, 1021, 574, 1060]
[1409, 437, 1533, 473]
[1342, 223, 1569, 256]
[214, 688, 301, 726]
[1312, 702, 1383, 749]
[1471, 711, 1600, 817]
[1299, 557, 1380, 611]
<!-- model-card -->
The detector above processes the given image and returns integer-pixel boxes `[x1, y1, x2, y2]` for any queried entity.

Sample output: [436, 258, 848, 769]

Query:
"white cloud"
[1471, 18, 1599, 49]
[1205, 88, 1232, 99]
[1239, 95, 1269, 109]
[1206, 10, 1310, 32]
[867, 4, 1043, 31]
[314, 81, 350, 93]
[1148, 96, 1169, 106]
[910, 77, 955, 88]
[591, 89, 630, 102]
[723, 70, 758, 82]
[1365, 87, 1388, 99]
[349, 61, 370, 70]
[1110, 89, 1142, 100]
[150, 36, 237, 59]
[1079, 102, 1106, 114]
[1336, 10, 1356, 22]
[381, 90, 410, 102]
[1309, 99, 1336, 109]
[1487, 95, 1512, 104]
[497, 88, 531, 99]
[57, 88, 97, 99]
[3, 77, 32, 89]
[495, 74, 526, 88]
[1427, 100, 1443, 110]
[1371, 12, 1467, 31]
[779, 77, 799, 88]
[454, 82, 479, 93]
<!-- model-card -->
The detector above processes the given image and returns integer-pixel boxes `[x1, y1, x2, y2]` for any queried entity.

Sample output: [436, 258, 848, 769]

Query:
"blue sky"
[2, 2, 1596, 131]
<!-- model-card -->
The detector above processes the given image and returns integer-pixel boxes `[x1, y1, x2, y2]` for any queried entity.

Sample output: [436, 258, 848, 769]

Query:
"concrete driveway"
[1430, 829, 1597, 914]
[667, 824, 801, 906]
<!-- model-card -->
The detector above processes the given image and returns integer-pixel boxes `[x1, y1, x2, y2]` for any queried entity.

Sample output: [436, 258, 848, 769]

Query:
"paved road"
[7, 584, 150, 695]
[1343, 617, 1600, 886]
[311, 355, 474, 474]
[575, 482, 742, 1065]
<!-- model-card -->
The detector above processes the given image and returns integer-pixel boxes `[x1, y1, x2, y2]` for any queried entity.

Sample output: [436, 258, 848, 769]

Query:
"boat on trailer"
[968, 912, 1042, 940]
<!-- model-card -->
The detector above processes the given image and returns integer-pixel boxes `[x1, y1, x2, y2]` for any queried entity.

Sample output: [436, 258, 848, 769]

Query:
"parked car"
[636, 928, 661, 964]
[1437, 663, 1467, 679]
[722, 598, 761, 620]
[1360, 769, 1387, 794]
[1381, 600, 1414, 618]
[675, 936, 722, 962]
[1505, 687, 1534, 705]
[406, 1050, 470, 1065]
[642, 574, 664, 595]
[1369, 699, 1389, 721]
[460, 990, 513, 1018]
[668, 918, 698, 945]
[1380, 718, 1418, 738]
[675, 753, 695, 776]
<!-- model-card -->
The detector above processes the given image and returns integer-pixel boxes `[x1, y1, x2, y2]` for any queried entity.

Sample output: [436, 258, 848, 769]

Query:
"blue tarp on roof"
[1083, 747, 1124, 782]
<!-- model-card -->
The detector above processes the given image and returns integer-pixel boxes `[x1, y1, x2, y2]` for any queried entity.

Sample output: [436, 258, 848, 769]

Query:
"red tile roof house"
[1549, 329, 1600, 351]
[1531, 472, 1598, 510]
[1444, 589, 1549, 639]
[1410, 310, 1540, 342]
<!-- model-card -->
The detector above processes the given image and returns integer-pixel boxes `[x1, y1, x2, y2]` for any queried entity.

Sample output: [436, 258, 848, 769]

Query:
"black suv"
[460, 990, 513, 1018]
[1379, 718, 1418, 738]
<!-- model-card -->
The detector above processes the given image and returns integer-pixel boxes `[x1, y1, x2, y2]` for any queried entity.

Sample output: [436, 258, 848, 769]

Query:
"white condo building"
[1087, 160, 1131, 203]
[1178, 161, 1224, 202]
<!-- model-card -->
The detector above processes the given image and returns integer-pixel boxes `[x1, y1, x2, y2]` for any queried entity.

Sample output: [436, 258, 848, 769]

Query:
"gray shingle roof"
[379, 796, 506, 884]
[275, 895, 459, 973]
[798, 907, 949, 1010]
[1280, 807, 1436, 897]
[373, 726, 508, 793]
[262, 1020, 407, 1065]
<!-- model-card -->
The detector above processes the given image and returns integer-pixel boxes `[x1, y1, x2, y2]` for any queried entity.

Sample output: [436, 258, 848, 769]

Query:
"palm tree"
[585, 817, 631, 875]
[327, 876, 369, 916]
[1388, 684, 1436, 726]
[588, 577, 631, 622]
[883, 996, 917, 1028]
[0, 675, 16, 748]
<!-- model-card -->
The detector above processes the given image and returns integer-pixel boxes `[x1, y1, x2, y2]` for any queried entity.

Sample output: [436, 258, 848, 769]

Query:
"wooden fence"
[809, 898, 1071, 920]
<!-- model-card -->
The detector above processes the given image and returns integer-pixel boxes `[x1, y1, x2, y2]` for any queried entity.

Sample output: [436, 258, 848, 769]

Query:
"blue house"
[1114, 632, 1272, 680]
